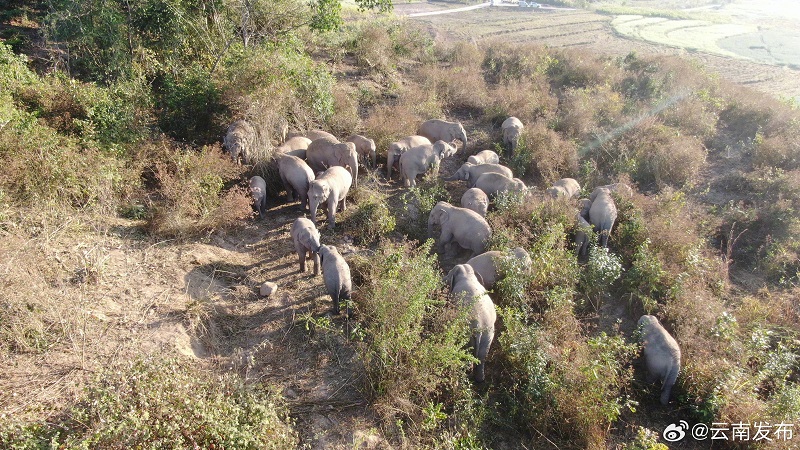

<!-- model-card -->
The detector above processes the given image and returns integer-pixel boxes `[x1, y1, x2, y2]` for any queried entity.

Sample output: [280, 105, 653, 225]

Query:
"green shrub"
[620, 427, 669, 450]
[350, 240, 478, 444]
[0, 357, 299, 449]
[154, 65, 224, 144]
[580, 245, 624, 310]
[343, 184, 397, 245]
[397, 178, 451, 242]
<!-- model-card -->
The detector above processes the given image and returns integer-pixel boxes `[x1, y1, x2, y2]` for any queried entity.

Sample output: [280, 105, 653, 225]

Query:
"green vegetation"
[2, 1, 800, 448]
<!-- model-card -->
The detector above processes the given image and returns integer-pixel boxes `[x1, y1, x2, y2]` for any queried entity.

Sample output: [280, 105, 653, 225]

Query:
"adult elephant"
[417, 119, 468, 152]
[589, 189, 617, 248]
[306, 137, 359, 188]
[465, 247, 532, 289]
[428, 201, 491, 256]
[276, 136, 312, 160]
[398, 140, 457, 187]
[444, 162, 513, 188]
[473, 173, 527, 198]
[501, 116, 524, 154]
[345, 134, 377, 168]
[445, 264, 497, 383]
[224, 119, 257, 164]
[308, 166, 352, 230]
[386, 135, 431, 179]
[638, 315, 681, 405]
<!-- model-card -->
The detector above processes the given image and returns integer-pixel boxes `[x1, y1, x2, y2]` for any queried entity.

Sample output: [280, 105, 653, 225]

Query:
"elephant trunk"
[460, 130, 468, 152]
[309, 200, 318, 225]
[443, 173, 459, 181]
[350, 156, 358, 188]
[386, 151, 395, 178]
[427, 215, 436, 237]
[371, 150, 377, 168]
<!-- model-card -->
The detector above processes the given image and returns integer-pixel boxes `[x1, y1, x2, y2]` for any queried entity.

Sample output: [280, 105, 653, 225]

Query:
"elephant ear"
[444, 266, 458, 290]
[473, 270, 484, 286]
[438, 207, 450, 227]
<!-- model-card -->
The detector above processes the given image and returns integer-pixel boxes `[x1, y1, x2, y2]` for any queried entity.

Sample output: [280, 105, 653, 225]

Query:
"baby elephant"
[290, 218, 321, 275]
[319, 245, 353, 316]
[589, 189, 617, 248]
[467, 150, 500, 165]
[308, 166, 352, 230]
[638, 315, 681, 405]
[465, 247, 532, 289]
[278, 155, 315, 210]
[445, 264, 497, 383]
[249, 176, 267, 219]
[461, 188, 489, 217]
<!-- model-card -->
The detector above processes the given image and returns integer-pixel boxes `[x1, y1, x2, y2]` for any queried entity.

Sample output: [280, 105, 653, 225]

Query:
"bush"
[556, 84, 626, 142]
[342, 183, 396, 245]
[396, 178, 451, 242]
[510, 122, 578, 183]
[145, 144, 251, 238]
[350, 240, 478, 444]
[0, 357, 299, 449]
[618, 122, 706, 189]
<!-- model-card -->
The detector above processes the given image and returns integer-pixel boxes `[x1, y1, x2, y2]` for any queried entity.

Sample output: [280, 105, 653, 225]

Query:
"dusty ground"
[396, 1, 800, 101]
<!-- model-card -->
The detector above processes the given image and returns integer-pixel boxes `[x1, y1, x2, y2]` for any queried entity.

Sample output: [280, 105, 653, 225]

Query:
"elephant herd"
[225, 116, 682, 402]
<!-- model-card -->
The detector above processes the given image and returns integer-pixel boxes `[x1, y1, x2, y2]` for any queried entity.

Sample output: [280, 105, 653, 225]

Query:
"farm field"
[397, 1, 800, 102]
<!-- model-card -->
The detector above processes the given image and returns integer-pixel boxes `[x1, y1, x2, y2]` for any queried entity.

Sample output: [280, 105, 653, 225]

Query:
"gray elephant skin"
[501, 116, 523, 154]
[287, 129, 337, 142]
[319, 245, 353, 316]
[638, 315, 681, 405]
[445, 264, 497, 383]
[428, 201, 491, 256]
[546, 178, 581, 199]
[276, 136, 312, 160]
[473, 173, 527, 198]
[589, 189, 617, 248]
[417, 119, 468, 152]
[574, 198, 593, 257]
[308, 166, 352, 230]
[306, 137, 359, 188]
[290, 218, 321, 275]
[398, 140, 457, 187]
[386, 135, 431, 179]
[445, 162, 513, 188]
[346, 134, 377, 168]
[465, 247, 531, 289]
[278, 155, 315, 210]
[224, 119, 257, 164]
[461, 188, 489, 217]
[590, 183, 633, 202]
[467, 150, 500, 165]
[249, 176, 267, 220]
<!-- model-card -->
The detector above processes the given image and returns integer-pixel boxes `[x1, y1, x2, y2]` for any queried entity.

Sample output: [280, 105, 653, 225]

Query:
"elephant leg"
[300, 190, 309, 211]
[331, 284, 341, 315]
[296, 245, 307, 273]
[327, 199, 337, 230]
[438, 230, 453, 254]
[281, 173, 294, 203]
[312, 252, 320, 276]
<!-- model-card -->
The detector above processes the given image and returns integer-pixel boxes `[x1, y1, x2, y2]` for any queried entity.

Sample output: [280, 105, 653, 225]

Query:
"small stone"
[260, 282, 278, 297]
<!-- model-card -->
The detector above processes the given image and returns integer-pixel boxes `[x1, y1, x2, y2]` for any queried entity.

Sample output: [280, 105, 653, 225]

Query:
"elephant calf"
[386, 135, 431, 179]
[546, 178, 581, 199]
[444, 162, 513, 188]
[308, 166, 352, 230]
[473, 173, 527, 199]
[248, 176, 267, 220]
[445, 264, 497, 383]
[398, 140, 457, 187]
[278, 155, 315, 210]
[501, 116, 523, 154]
[290, 218, 321, 275]
[319, 245, 353, 316]
[461, 188, 489, 217]
[638, 315, 681, 405]
[589, 189, 617, 248]
[306, 137, 359, 188]
[467, 150, 500, 166]
[465, 247, 532, 289]
[346, 134, 377, 168]
[428, 201, 492, 256]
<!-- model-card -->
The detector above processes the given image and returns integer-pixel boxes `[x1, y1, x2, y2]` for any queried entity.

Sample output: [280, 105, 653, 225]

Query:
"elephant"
[305, 137, 359, 188]
[308, 166, 352, 230]
[398, 140, 457, 187]
[444, 264, 497, 383]
[546, 178, 581, 199]
[287, 129, 338, 142]
[461, 188, 489, 217]
[417, 119, 468, 152]
[290, 218, 321, 275]
[278, 155, 315, 210]
[638, 315, 681, 405]
[249, 176, 267, 220]
[346, 134, 377, 168]
[276, 136, 312, 160]
[386, 135, 431, 179]
[467, 150, 500, 165]
[589, 189, 617, 248]
[473, 173, 527, 198]
[590, 182, 634, 202]
[574, 198, 593, 256]
[501, 116, 524, 154]
[444, 162, 513, 188]
[428, 201, 491, 256]
[224, 119, 256, 164]
[465, 247, 532, 289]
[319, 245, 353, 316]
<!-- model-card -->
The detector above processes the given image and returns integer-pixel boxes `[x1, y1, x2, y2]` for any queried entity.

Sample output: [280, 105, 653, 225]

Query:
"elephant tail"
[473, 328, 494, 383]
[660, 364, 679, 405]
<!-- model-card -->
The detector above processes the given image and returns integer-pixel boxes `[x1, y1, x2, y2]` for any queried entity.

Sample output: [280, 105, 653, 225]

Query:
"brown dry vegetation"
[2, 4, 800, 450]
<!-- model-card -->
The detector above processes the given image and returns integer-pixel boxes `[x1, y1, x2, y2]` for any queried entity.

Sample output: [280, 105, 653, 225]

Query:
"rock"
[260, 281, 278, 297]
